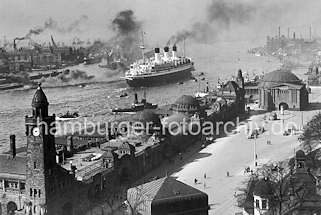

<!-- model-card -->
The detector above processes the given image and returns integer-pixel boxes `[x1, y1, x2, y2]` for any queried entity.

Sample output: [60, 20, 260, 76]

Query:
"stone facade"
[258, 70, 309, 111]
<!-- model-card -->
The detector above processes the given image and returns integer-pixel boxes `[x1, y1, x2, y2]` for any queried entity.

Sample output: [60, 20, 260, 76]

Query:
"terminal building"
[258, 69, 309, 111]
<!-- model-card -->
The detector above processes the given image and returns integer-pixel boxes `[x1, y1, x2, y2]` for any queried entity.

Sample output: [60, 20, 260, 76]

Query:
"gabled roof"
[127, 177, 208, 214]
[153, 177, 208, 203]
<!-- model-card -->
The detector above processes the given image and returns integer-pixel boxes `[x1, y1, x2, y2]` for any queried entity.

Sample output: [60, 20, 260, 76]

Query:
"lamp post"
[254, 134, 257, 168]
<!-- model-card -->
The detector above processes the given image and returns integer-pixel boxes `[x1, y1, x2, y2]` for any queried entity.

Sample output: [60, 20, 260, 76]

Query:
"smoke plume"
[168, 0, 256, 44]
[24, 15, 88, 38]
[112, 10, 141, 34]
[109, 10, 142, 63]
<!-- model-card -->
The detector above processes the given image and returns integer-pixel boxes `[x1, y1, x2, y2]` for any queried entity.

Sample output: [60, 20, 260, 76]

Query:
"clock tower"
[24, 84, 56, 215]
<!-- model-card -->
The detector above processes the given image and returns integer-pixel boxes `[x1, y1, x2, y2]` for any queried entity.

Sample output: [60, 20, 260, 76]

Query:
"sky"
[1, 0, 321, 46]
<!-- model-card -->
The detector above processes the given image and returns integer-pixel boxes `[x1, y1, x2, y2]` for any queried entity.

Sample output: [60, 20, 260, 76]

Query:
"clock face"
[32, 127, 40, 136]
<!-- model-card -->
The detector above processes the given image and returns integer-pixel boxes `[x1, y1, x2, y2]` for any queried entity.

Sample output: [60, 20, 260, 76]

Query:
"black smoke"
[168, 0, 256, 44]
[109, 10, 142, 63]
[112, 10, 141, 34]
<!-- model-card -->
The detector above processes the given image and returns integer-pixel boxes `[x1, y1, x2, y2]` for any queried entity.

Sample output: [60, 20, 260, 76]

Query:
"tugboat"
[56, 111, 80, 121]
[112, 92, 157, 113]
[122, 34, 194, 87]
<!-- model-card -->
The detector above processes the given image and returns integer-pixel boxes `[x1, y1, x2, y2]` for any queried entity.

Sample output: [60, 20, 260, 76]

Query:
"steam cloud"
[49, 70, 94, 83]
[168, 0, 256, 44]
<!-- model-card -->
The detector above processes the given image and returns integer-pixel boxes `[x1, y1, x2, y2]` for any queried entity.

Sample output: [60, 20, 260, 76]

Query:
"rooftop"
[259, 69, 303, 88]
[0, 154, 26, 179]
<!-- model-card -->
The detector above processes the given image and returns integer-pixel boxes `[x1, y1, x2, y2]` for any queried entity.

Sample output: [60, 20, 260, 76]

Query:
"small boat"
[178, 81, 184, 85]
[199, 72, 205, 76]
[56, 111, 80, 121]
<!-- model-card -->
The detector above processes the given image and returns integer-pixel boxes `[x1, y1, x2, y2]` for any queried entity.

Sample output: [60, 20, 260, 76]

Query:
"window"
[30, 188, 33, 197]
[34, 189, 37, 197]
[38, 189, 41, 198]
[34, 161, 37, 169]
[255, 199, 260, 208]
[262, 199, 267, 209]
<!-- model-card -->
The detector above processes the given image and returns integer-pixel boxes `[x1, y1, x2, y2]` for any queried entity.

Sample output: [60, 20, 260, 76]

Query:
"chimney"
[309, 25, 312, 40]
[154, 47, 160, 64]
[134, 93, 138, 104]
[9, 134, 16, 158]
[13, 40, 17, 50]
[172, 45, 177, 60]
[164, 46, 169, 61]
[278, 26, 281, 38]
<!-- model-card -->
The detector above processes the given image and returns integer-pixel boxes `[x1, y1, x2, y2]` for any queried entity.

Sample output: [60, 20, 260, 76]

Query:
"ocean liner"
[122, 45, 194, 87]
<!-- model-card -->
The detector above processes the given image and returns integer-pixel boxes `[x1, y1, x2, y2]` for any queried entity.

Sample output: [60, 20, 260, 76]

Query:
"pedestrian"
[226, 171, 230, 177]
[194, 178, 198, 184]
[204, 173, 207, 179]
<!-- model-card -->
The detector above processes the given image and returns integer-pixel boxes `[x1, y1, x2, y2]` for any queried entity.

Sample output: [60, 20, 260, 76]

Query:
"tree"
[300, 112, 321, 168]
[301, 112, 321, 152]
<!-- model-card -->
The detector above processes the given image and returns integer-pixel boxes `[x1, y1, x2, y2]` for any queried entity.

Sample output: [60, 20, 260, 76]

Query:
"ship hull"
[125, 64, 194, 87]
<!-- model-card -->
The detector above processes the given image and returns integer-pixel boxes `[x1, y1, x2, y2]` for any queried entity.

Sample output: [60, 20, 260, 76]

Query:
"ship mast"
[183, 37, 186, 57]
[140, 31, 145, 63]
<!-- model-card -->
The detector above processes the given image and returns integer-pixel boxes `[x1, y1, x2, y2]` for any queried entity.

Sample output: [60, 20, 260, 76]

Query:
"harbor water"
[0, 41, 281, 152]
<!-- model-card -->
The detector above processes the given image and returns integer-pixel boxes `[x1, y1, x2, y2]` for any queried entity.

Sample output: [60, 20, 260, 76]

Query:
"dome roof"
[136, 110, 161, 125]
[163, 113, 190, 126]
[253, 178, 275, 197]
[174, 95, 199, 107]
[261, 70, 302, 87]
[32, 84, 49, 108]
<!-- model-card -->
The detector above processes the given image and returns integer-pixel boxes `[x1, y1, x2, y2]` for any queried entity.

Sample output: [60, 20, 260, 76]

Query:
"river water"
[0, 41, 281, 152]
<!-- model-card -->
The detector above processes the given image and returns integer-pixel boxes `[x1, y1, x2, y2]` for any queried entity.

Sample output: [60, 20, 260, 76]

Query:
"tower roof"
[253, 178, 275, 198]
[296, 150, 306, 159]
[31, 84, 49, 108]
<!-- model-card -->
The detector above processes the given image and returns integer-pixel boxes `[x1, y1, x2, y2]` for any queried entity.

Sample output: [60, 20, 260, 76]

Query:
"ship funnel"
[154, 47, 161, 64]
[172, 45, 177, 60]
[164, 46, 169, 61]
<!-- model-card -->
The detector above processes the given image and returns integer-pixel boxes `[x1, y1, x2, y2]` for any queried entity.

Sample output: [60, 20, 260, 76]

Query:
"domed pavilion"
[171, 95, 201, 115]
[258, 69, 309, 111]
